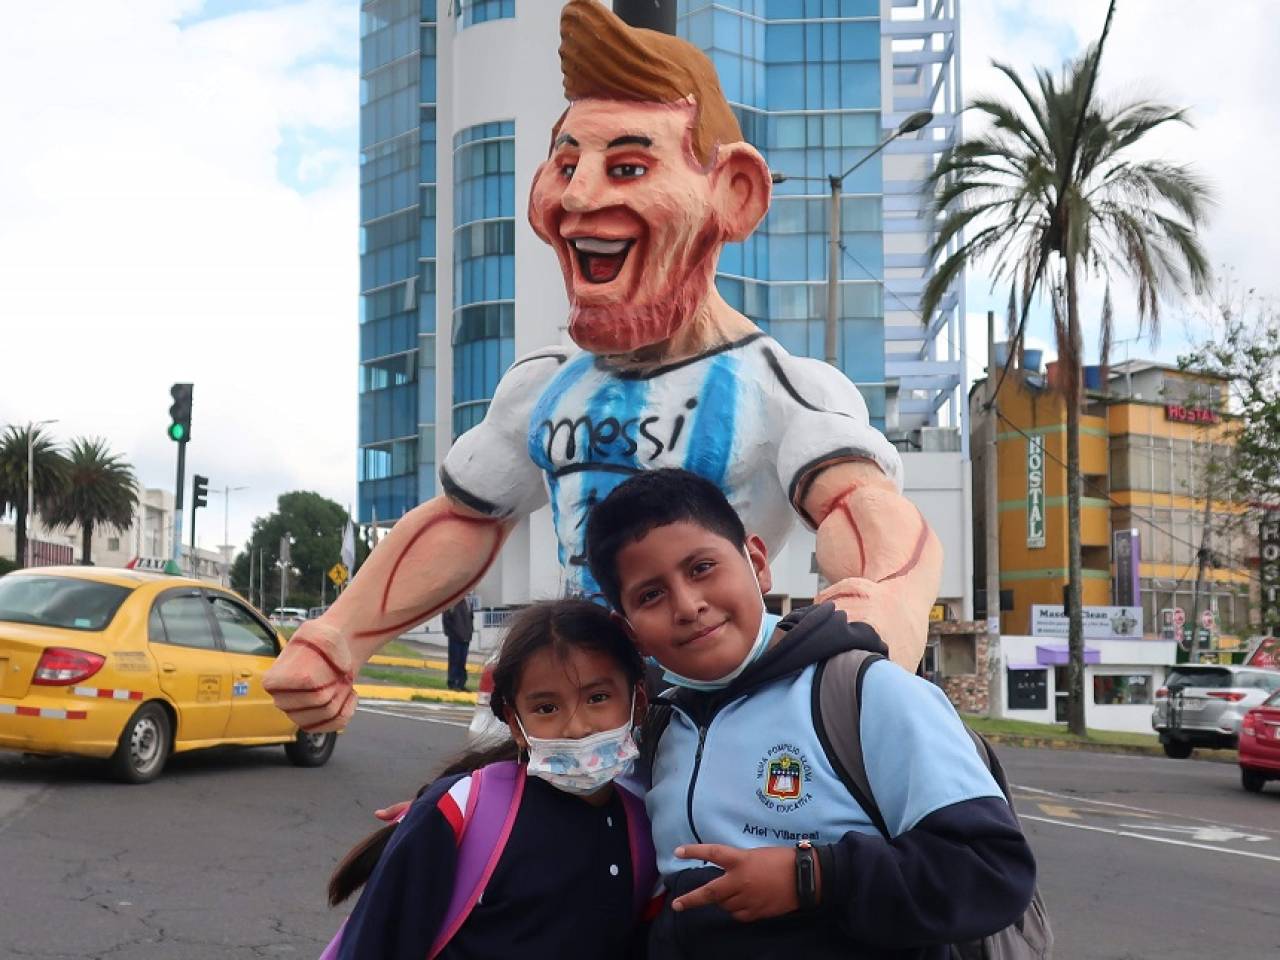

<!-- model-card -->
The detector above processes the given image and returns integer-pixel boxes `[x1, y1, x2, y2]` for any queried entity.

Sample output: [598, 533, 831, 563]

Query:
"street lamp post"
[26, 418, 59, 568]
[211, 484, 249, 586]
[773, 111, 933, 368]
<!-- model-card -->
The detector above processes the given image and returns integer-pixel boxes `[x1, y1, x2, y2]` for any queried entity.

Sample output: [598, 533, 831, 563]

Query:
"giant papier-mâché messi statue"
[264, 0, 943, 731]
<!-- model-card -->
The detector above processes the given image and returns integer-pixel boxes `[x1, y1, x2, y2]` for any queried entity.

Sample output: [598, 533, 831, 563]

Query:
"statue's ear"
[710, 142, 772, 243]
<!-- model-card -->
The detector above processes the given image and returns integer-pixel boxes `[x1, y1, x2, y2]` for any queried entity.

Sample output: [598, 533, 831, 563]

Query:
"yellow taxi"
[0, 566, 336, 783]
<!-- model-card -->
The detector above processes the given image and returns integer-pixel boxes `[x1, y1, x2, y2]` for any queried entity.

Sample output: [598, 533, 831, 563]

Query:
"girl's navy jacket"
[337, 771, 646, 959]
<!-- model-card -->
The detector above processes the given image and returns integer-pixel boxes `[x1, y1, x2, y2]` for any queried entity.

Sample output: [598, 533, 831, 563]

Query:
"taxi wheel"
[1241, 769, 1267, 793]
[285, 730, 336, 768]
[110, 703, 172, 784]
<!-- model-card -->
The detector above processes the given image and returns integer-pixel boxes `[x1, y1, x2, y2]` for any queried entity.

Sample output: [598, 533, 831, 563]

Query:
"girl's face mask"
[513, 693, 639, 796]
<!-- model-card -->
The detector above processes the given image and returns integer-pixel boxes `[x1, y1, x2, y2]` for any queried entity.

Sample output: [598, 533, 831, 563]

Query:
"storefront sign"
[1113, 528, 1140, 606]
[1164, 403, 1220, 424]
[1031, 604, 1144, 640]
[1261, 511, 1280, 636]
[1026, 435, 1046, 548]
[1247, 636, 1280, 670]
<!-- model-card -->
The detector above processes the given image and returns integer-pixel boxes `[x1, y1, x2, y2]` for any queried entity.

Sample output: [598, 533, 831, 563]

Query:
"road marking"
[357, 703, 470, 728]
[1036, 803, 1080, 819]
[1012, 783, 1280, 837]
[1021, 815, 1280, 864]
[1115, 823, 1271, 844]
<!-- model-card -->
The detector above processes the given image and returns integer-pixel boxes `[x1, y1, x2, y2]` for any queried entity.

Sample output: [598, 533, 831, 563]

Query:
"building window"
[1093, 673, 1153, 706]
[107, 537, 121, 552]
[455, 0, 514, 29]
[452, 121, 515, 439]
[1007, 668, 1048, 710]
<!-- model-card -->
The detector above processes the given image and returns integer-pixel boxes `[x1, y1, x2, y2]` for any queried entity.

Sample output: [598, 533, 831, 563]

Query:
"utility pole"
[279, 534, 291, 612]
[1188, 444, 1215, 663]
[985, 311, 1003, 717]
[248, 547, 256, 605]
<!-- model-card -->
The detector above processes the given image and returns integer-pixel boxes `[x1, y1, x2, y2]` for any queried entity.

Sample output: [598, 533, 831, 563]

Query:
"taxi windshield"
[0, 576, 132, 632]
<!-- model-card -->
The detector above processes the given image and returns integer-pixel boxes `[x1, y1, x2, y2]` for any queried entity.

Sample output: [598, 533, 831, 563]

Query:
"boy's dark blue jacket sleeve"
[337, 775, 463, 960]
[815, 795, 1036, 948]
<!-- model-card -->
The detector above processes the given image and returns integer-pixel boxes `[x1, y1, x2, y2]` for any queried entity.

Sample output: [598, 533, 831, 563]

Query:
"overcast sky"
[2, 1, 1274, 556]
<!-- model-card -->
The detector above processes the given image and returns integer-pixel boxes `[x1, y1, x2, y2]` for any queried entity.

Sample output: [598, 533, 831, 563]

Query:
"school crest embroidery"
[764, 754, 803, 800]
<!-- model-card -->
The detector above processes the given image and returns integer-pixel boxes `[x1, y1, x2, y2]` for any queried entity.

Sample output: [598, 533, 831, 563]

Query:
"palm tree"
[921, 33, 1212, 734]
[46, 438, 140, 566]
[0, 425, 69, 567]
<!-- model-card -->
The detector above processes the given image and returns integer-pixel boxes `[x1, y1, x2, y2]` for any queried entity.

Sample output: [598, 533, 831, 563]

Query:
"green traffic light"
[168, 423, 186, 442]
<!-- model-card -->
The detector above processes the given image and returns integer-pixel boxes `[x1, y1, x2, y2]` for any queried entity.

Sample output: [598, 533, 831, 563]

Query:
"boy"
[586, 469, 1035, 959]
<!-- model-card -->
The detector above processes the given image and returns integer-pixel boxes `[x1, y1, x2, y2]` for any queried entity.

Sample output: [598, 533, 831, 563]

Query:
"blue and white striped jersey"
[442, 332, 902, 597]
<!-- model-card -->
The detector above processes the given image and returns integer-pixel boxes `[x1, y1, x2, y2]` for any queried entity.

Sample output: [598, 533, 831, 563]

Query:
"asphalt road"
[1, 706, 1276, 959]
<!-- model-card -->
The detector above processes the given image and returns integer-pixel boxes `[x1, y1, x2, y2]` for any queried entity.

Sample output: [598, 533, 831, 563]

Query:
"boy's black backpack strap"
[636, 700, 673, 788]
[812, 648, 890, 838]
[812, 656, 1054, 960]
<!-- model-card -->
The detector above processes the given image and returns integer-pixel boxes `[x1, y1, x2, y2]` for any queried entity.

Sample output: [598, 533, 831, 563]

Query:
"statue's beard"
[567, 223, 720, 355]
[569, 286, 701, 354]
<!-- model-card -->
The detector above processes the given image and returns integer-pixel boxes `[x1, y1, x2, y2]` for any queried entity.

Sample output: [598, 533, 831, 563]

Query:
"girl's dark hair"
[328, 598, 642, 906]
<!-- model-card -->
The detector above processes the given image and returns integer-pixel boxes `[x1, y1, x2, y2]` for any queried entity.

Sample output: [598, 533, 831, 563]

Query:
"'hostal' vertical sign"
[1027, 434, 1046, 549]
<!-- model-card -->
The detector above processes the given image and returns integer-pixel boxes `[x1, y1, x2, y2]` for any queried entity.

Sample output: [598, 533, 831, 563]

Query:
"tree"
[1179, 286, 1280, 636]
[0, 424, 69, 567]
[921, 11, 1212, 733]
[229, 492, 366, 611]
[46, 437, 140, 566]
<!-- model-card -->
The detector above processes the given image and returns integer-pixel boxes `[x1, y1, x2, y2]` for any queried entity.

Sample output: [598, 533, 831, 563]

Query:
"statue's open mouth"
[571, 237, 635, 285]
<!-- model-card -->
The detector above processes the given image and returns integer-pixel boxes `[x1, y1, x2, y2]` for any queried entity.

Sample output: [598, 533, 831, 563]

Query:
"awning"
[1035, 644, 1101, 666]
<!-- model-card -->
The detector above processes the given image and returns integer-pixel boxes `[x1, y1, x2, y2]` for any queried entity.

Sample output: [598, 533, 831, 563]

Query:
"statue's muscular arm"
[800, 459, 943, 670]
[263, 497, 512, 731]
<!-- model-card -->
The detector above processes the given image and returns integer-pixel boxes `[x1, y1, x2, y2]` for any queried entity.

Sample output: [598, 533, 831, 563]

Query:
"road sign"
[1172, 607, 1186, 627]
[328, 563, 348, 587]
[1200, 609, 1215, 630]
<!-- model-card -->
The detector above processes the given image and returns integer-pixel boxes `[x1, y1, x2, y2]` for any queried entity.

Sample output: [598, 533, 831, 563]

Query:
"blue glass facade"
[358, 0, 437, 524]
[678, 0, 887, 426]
[451, 121, 516, 439]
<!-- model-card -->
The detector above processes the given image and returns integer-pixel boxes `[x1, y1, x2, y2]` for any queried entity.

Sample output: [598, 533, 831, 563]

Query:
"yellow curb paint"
[354, 683, 478, 705]
[367, 655, 481, 673]
[1037, 803, 1080, 820]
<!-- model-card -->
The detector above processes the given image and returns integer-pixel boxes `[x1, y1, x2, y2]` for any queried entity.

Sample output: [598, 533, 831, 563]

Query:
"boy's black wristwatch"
[794, 839, 819, 910]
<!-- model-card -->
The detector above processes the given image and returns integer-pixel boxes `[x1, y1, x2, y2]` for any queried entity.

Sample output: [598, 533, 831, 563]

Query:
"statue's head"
[529, 0, 772, 354]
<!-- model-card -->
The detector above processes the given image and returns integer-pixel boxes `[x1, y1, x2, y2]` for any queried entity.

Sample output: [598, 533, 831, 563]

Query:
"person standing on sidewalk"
[443, 596, 474, 692]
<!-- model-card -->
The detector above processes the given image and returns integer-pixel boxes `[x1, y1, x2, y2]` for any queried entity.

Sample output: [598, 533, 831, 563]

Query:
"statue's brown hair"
[557, 0, 742, 166]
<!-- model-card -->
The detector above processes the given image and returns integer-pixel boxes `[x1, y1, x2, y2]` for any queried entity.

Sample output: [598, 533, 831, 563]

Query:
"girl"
[324, 598, 656, 959]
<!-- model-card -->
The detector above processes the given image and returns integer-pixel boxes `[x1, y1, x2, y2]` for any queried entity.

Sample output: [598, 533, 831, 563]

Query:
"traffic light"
[168, 383, 193, 442]
[192, 474, 209, 511]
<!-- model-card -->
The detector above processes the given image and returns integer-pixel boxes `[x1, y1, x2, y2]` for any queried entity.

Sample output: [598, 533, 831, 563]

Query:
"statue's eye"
[561, 164, 577, 179]
[608, 164, 648, 179]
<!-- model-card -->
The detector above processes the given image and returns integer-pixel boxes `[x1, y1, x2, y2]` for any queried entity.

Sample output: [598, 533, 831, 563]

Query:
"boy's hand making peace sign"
[670, 843, 819, 922]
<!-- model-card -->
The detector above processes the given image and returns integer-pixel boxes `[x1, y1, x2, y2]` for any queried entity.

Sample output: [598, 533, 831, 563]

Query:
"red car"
[1238, 688, 1280, 793]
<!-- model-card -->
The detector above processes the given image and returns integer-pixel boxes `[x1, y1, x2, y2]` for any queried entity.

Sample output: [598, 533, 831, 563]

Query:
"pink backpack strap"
[427, 761, 525, 959]
[616, 784, 659, 921]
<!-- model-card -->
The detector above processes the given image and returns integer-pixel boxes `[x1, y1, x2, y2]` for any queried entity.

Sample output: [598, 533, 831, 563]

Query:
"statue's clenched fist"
[264, 619, 358, 732]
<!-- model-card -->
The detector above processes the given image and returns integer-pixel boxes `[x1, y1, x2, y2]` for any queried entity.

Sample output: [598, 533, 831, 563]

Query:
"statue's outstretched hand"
[264, 619, 358, 733]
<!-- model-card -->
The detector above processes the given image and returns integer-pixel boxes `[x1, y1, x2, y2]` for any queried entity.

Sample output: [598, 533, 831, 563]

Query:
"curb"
[355, 683, 478, 706]
[368, 654, 480, 673]
[982, 733, 1238, 764]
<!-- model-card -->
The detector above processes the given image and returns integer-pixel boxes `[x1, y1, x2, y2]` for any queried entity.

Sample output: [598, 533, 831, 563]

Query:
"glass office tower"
[357, 1, 968, 615]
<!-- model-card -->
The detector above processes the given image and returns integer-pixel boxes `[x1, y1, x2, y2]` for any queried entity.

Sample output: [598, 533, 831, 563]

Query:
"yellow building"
[971, 358, 1250, 658]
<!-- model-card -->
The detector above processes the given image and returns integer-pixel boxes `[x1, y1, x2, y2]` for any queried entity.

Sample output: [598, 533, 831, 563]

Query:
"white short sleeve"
[439, 348, 564, 518]
[770, 350, 904, 516]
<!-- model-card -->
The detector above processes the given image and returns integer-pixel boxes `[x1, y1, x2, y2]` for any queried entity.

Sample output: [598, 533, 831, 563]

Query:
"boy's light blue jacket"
[643, 603, 1036, 959]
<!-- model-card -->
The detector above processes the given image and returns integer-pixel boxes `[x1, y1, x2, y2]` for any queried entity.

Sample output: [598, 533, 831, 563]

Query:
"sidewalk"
[963, 715, 1238, 763]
